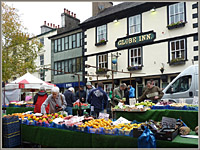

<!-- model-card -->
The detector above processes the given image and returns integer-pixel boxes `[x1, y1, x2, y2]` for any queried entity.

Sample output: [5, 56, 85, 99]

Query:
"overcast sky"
[5, 2, 122, 37]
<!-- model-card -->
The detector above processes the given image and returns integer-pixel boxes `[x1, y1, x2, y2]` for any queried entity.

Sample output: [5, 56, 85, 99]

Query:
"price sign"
[98, 113, 109, 120]
[162, 117, 176, 129]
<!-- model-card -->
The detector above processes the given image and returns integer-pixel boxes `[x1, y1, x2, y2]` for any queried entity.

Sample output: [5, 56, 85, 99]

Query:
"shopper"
[137, 81, 164, 103]
[86, 82, 95, 103]
[41, 86, 67, 114]
[64, 87, 76, 115]
[87, 82, 108, 118]
[142, 79, 154, 93]
[34, 86, 49, 113]
[75, 86, 86, 103]
[112, 84, 126, 106]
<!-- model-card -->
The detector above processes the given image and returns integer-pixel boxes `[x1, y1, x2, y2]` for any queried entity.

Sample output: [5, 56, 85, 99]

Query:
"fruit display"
[112, 101, 154, 112]
[73, 102, 90, 109]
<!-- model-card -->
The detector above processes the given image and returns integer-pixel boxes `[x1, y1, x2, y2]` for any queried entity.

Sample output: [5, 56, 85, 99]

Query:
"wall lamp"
[113, 19, 118, 23]
[150, 8, 156, 12]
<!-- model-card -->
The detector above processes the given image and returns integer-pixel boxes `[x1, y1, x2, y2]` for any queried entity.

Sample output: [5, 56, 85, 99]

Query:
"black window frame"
[168, 38, 187, 63]
[96, 54, 108, 70]
[127, 14, 142, 36]
[96, 24, 107, 44]
[40, 55, 44, 66]
[128, 47, 143, 67]
[167, 2, 186, 25]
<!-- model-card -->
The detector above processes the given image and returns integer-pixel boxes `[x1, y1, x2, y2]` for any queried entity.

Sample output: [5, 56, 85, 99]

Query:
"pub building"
[80, 2, 198, 97]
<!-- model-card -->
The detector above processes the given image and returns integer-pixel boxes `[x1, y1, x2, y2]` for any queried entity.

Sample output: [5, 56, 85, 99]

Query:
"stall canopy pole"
[3, 87, 6, 113]
[130, 73, 132, 86]
[112, 71, 114, 99]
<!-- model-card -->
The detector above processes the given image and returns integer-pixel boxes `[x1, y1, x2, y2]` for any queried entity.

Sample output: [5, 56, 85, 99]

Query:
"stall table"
[21, 124, 198, 148]
[112, 109, 198, 130]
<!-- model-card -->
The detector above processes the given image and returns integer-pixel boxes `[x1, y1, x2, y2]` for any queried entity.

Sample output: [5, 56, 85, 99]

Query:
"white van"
[162, 65, 198, 104]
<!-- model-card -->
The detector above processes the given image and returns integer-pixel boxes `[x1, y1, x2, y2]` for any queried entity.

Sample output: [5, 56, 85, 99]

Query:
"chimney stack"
[44, 21, 46, 25]
[74, 14, 76, 18]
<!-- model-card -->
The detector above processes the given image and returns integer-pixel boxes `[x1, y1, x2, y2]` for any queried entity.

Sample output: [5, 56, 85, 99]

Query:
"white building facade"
[32, 23, 57, 83]
[81, 2, 198, 97]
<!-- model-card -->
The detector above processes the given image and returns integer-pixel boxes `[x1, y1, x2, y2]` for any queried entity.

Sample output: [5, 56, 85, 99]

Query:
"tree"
[2, 2, 43, 82]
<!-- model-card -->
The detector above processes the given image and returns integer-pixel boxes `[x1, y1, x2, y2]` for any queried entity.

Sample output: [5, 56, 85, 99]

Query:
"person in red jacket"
[34, 86, 49, 113]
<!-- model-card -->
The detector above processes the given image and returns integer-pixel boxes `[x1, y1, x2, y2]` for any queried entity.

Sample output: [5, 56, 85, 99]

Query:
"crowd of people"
[33, 79, 164, 118]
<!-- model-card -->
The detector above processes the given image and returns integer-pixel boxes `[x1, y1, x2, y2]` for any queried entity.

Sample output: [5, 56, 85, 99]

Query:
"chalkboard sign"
[162, 117, 176, 129]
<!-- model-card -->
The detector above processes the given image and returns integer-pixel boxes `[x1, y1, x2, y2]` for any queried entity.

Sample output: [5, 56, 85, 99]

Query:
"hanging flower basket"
[127, 66, 142, 71]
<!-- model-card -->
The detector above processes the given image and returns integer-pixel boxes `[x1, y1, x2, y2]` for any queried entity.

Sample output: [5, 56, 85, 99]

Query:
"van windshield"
[167, 75, 192, 93]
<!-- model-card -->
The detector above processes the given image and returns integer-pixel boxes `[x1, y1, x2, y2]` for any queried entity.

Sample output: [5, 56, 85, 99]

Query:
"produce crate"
[168, 106, 187, 110]
[151, 105, 170, 109]
[3, 132, 21, 148]
[132, 128, 157, 138]
[95, 127, 104, 135]
[155, 128, 178, 141]
[2, 116, 20, 134]
[89, 127, 97, 133]
[103, 128, 118, 136]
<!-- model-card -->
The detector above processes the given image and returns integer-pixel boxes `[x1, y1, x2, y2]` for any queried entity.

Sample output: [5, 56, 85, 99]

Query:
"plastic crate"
[95, 127, 104, 135]
[3, 132, 21, 148]
[103, 128, 118, 135]
[2, 116, 20, 134]
[151, 105, 170, 109]
[89, 127, 97, 133]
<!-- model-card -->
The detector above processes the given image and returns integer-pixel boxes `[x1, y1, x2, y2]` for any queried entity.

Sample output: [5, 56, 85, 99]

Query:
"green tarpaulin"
[21, 124, 198, 148]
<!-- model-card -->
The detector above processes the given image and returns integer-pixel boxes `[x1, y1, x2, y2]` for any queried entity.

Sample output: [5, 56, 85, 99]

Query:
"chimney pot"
[47, 23, 49, 26]
[44, 21, 46, 25]
[74, 14, 76, 18]
[56, 26, 57, 28]
[58, 25, 60, 28]
[71, 12, 73, 16]
[53, 24, 55, 28]
[50, 23, 52, 27]
[64, 8, 66, 13]
[68, 10, 70, 15]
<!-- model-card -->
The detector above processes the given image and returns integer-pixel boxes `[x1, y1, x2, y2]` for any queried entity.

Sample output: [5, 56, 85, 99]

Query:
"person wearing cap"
[75, 86, 86, 103]
[41, 87, 67, 114]
[86, 82, 95, 103]
[64, 87, 76, 115]
[34, 86, 49, 113]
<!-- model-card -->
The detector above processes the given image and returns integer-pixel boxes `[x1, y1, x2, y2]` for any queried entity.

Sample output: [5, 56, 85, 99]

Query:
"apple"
[39, 117, 42, 120]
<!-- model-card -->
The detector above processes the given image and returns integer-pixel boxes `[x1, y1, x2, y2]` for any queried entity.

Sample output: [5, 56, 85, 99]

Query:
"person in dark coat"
[64, 87, 76, 115]
[34, 86, 49, 113]
[124, 85, 130, 105]
[87, 82, 108, 118]
[75, 86, 86, 103]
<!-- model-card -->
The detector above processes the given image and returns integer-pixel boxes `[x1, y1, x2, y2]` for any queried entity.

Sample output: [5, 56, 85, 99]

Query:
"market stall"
[112, 109, 198, 130]
[2, 111, 198, 148]
[21, 124, 197, 148]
